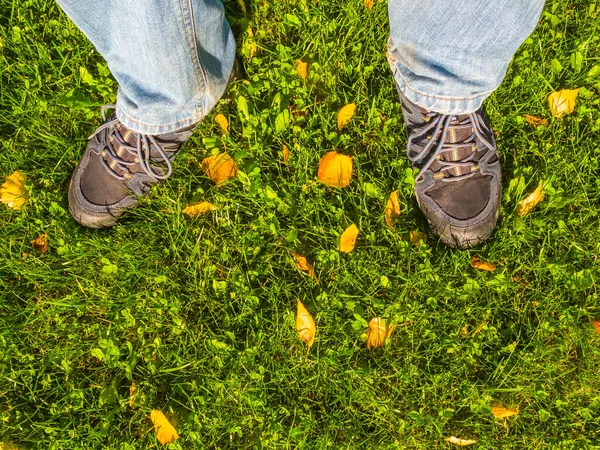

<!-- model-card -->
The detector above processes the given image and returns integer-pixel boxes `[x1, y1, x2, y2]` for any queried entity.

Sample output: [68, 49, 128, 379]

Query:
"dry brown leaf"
[446, 436, 477, 446]
[292, 253, 317, 280]
[150, 410, 179, 445]
[31, 233, 49, 254]
[548, 89, 579, 118]
[294, 59, 308, 80]
[182, 201, 218, 218]
[237, 0, 247, 13]
[128, 383, 137, 408]
[338, 224, 359, 253]
[592, 319, 600, 334]
[516, 183, 544, 216]
[201, 153, 238, 185]
[337, 103, 356, 130]
[470, 256, 496, 272]
[366, 317, 395, 349]
[364, 0, 374, 8]
[524, 114, 547, 127]
[317, 151, 353, 188]
[215, 114, 228, 134]
[492, 406, 519, 419]
[384, 191, 401, 228]
[1, 171, 28, 210]
[296, 300, 316, 349]
[282, 145, 290, 165]
[409, 231, 427, 246]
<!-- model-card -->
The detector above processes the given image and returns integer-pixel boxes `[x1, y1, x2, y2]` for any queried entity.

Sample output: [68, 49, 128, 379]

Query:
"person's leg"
[57, 0, 235, 228]
[387, 0, 545, 248]
[388, 0, 545, 115]
[57, 0, 235, 134]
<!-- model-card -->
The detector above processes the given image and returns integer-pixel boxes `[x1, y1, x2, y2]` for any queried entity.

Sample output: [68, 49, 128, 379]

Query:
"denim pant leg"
[56, 0, 235, 134]
[387, 0, 545, 114]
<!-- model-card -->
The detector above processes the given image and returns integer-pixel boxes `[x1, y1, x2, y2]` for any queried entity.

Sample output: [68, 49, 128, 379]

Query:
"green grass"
[2, 0, 600, 448]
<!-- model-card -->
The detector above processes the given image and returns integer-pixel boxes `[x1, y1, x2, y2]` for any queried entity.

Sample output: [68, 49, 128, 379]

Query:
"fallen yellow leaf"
[215, 113, 228, 134]
[337, 103, 356, 130]
[317, 151, 353, 188]
[548, 89, 579, 118]
[294, 59, 308, 80]
[237, 0, 247, 13]
[0, 171, 28, 210]
[201, 153, 238, 185]
[592, 319, 600, 334]
[446, 436, 477, 446]
[128, 383, 137, 408]
[0, 443, 19, 450]
[384, 191, 401, 228]
[409, 231, 427, 246]
[516, 183, 544, 216]
[296, 300, 316, 348]
[283, 145, 290, 165]
[524, 114, 547, 127]
[492, 406, 519, 419]
[366, 318, 394, 349]
[338, 224, 359, 253]
[150, 410, 179, 445]
[244, 26, 257, 59]
[31, 233, 49, 254]
[292, 253, 317, 280]
[182, 201, 218, 218]
[470, 256, 496, 272]
[365, 0, 374, 8]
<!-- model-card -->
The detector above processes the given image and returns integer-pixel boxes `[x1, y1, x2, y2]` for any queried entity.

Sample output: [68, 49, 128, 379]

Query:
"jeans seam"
[118, 105, 200, 130]
[179, 0, 208, 117]
[393, 66, 495, 102]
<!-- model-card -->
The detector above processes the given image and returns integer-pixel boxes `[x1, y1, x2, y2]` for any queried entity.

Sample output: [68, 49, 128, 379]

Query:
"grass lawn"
[2, 0, 600, 447]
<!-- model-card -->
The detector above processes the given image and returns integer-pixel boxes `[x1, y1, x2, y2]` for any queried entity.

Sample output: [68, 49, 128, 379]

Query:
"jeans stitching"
[117, 104, 201, 132]
[181, 0, 209, 117]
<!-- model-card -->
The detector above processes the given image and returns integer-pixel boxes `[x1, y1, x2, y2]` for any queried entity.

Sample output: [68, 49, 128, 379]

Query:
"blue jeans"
[56, 0, 544, 134]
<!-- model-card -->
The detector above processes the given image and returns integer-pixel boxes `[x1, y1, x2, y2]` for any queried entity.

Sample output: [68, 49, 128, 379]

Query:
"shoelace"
[408, 112, 495, 183]
[89, 105, 173, 181]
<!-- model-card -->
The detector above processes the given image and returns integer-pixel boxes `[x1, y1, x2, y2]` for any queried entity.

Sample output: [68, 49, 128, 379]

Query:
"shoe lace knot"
[88, 105, 173, 182]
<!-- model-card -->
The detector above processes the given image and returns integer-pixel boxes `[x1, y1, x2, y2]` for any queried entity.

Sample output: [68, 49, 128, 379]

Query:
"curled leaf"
[150, 410, 179, 445]
[524, 114, 547, 127]
[384, 191, 401, 228]
[592, 319, 600, 334]
[446, 436, 477, 446]
[548, 89, 579, 118]
[516, 183, 544, 216]
[201, 153, 238, 185]
[1, 171, 28, 210]
[294, 59, 308, 80]
[182, 201, 218, 218]
[492, 406, 519, 419]
[282, 145, 290, 165]
[296, 300, 316, 348]
[409, 231, 427, 246]
[292, 253, 317, 280]
[338, 224, 359, 253]
[470, 256, 496, 272]
[215, 114, 229, 134]
[337, 103, 356, 130]
[317, 151, 353, 188]
[366, 317, 394, 349]
[31, 234, 49, 253]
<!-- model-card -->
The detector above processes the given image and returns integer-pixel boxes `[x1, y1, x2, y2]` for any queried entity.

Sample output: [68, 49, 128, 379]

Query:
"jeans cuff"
[115, 97, 204, 135]
[392, 68, 492, 115]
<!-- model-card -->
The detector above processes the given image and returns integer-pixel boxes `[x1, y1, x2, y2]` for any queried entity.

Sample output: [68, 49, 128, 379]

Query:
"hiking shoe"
[397, 89, 502, 248]
[68, 105, 195, 228]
